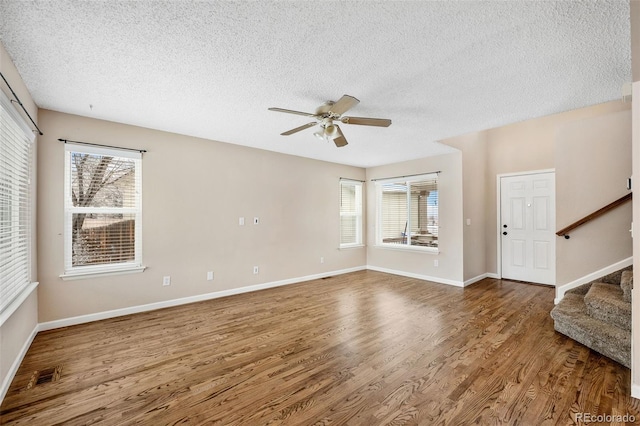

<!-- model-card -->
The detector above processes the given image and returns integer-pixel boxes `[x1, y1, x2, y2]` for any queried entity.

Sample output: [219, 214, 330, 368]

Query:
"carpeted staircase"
[550, 267, 632, 368]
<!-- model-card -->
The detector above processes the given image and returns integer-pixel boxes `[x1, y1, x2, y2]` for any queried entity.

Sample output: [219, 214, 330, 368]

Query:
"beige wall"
[441, 132, 487, 281]
[0, 43, 39, 399]
[555, 110, 632, 285]
[365, 152, 465, 284]
[369, 101, 632, 286]
[441, 101, 631, 283]
[37, 110, 366, 322]
[483, 101, 631, 277]
[0, 293, 37, 393]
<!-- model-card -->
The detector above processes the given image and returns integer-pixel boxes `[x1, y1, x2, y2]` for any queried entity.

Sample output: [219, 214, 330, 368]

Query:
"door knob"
[503, 231, 507, 235]
[503, 224, 507, 228]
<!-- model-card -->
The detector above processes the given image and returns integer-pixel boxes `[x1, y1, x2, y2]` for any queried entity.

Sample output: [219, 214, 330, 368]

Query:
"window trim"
[339, 179, 364, 249]
[61, 143, 144, 279]
[375, 173, 439, 253]
[60, 265, 146, 280]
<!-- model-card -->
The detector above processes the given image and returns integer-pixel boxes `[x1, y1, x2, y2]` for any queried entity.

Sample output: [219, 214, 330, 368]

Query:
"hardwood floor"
[1, 270, 639, 425]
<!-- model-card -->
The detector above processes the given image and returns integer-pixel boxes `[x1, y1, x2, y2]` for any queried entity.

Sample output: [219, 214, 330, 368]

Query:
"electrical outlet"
[239, 217, 245, 226]
[253, 217, 259, 225]
[253, 266, 259, 274]
[320, 257, 324, 264]
[434, 260, 439, 267]
[207, 271, 214, 281]
[163, 276, 171, 286]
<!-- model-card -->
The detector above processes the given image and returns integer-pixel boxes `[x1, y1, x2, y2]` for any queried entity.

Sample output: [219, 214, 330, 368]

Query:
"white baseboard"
[0, 324, 38, 404]
[486, 273, 500, 279]
[632, 384, 640, 400]
[554, 257, 633, 304]
[464, 273, 494, 287]
[38, 266, 367, 331]
[366, 265, 464, 287]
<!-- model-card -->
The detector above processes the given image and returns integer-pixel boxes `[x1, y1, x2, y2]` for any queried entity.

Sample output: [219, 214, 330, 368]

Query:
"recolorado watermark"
[575, 412, 636, 423]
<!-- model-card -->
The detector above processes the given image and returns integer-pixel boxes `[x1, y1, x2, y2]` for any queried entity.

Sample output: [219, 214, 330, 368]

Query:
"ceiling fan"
[268, 95, 391, 147]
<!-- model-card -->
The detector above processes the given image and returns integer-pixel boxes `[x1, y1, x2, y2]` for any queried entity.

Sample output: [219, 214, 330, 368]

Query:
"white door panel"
[500, 172, 555, 285]
[533, 196, 549, 230]
[533, 240, 549, 269]
[511, 239, 526, 266]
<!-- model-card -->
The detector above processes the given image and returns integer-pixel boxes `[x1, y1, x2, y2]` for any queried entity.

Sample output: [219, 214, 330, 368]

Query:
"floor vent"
[322, 276, 333, 280]
[26, 365, 62, 390]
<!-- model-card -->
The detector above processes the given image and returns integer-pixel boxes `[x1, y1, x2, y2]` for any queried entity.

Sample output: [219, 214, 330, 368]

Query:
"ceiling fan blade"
[281, 122, 317, 136]
[268, 107, 317, 117]
[341, 116, 392, 127]
[329, 95, 360, 116]
[332, 125, 348, 147]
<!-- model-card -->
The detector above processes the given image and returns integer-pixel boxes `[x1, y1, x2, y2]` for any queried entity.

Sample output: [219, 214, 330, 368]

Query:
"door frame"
[496, 169, 556, 281]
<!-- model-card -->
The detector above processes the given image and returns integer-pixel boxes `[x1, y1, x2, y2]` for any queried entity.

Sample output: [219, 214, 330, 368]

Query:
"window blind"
[377, 173, 438, 249]
[0, 91, 34, 314]
[64, 143, 142, 274]
[340, 180, 363, 247]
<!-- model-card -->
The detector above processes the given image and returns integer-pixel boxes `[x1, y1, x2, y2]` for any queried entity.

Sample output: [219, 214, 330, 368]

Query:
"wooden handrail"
[556, 192, 632, 239]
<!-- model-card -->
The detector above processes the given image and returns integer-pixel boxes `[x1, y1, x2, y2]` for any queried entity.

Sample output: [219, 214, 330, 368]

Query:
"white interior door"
[500, 172, 556, 285]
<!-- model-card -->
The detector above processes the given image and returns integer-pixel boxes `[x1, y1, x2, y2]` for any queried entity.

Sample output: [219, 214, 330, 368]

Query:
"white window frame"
[0, 89, 37, 323]
[61, 143, 144, 279]
[375, 173, 439, 253]
[339, 179, 364, 248]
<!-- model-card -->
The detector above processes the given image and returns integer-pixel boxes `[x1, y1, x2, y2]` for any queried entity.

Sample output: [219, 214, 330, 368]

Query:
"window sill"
[373, 244, 439, 254]
[0, 281, 39, 327]
[60, 265, 147, 281]
[339, 244, 365, 250]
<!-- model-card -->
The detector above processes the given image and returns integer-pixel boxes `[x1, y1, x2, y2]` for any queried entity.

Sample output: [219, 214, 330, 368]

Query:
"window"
[0, 91, 35, 315]
[340, 179, 363, 247]
[376, 173, 438, 251]
[63, 143, 143, 277]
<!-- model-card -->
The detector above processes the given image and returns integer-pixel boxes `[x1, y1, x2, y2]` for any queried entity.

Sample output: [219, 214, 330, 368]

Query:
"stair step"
[584, 283, 631, 331]
[621, 270, 633, 302]
[565, 282, 592, 296]
[551, 293, 630, 368]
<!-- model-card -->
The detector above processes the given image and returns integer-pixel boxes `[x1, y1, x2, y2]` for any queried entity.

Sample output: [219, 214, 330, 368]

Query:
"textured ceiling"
[0, 1, 631, 168]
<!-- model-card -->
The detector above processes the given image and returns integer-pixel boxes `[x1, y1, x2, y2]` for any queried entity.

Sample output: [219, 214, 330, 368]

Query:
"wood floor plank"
[1, 270, 639, 425]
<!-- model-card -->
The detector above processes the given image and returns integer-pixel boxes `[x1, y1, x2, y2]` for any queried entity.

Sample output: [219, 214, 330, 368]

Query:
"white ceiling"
[0, 1, 631, 168]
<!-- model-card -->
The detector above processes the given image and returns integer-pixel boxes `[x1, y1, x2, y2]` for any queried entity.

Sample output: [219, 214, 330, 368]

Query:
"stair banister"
[556, 192, 632, 239]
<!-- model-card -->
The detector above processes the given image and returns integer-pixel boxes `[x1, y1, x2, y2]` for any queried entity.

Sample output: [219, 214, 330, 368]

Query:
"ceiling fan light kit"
[268, 95, 391, 148]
